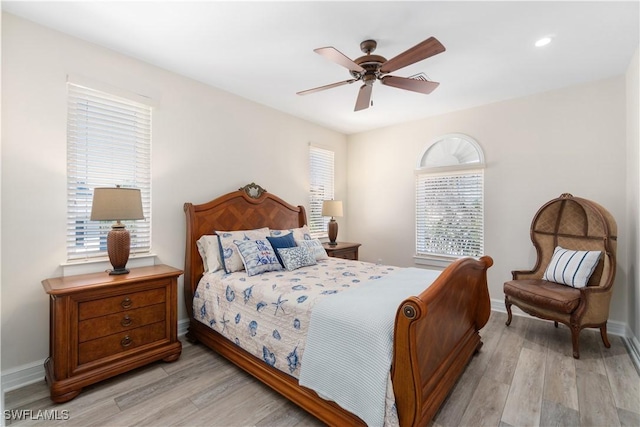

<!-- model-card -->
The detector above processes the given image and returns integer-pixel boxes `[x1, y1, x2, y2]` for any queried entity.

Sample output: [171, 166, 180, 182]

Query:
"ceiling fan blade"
[380, 37, 445, 74]
[354, 84, 373, 111]
[297, 79, 357, 96]
[314, 47, 365, 73]
[381, 75, 440, 94]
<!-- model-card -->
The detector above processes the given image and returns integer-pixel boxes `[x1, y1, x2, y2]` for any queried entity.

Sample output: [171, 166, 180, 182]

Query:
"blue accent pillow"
[277, 247, 317, 271]
[266, 233, 297, 267]
[234, 239, 283, 276]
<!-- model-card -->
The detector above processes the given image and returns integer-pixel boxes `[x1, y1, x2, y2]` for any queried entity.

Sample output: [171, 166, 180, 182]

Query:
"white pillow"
[196, 235, 222, 273]
[216, 227, 270, 273]
[270, 225, 312, 242]
[543, 246, 602, 288]
[296, 239, 328, 260]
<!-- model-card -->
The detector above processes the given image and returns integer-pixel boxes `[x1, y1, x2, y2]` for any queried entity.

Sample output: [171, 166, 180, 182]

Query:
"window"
[415, 134, 484, 262]
[67, 83, 152, 260]
[309, 145, 335, 237]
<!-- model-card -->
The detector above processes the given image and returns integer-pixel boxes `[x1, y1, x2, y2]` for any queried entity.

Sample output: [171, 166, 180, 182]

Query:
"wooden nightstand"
[322, 242, 361, 260]
[42, 264, 183, 403]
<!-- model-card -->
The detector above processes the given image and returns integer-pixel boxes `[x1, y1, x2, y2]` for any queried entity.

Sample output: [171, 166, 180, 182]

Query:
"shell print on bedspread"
[293, 318, 301, 329]
[321, 290, 338, 295]
[273, 330, 281, 340]
[287, 346, 299, 373]
[225, 286, 235, 302]
[263, 346, 276, 366]
[256, 301, 267, 312]
[199, 303, 207, 318]
[297, 295, 308, 303]
[248, 320, 258, 337]
[235, 313, 241, 324]
[292, 284, 307, 290]
[243, 286, 253, 303]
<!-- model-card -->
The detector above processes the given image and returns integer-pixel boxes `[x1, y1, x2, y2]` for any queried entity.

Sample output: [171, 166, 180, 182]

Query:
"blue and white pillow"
[277, 246, 317, 271]
[234, 239, 283, 276]
[270, 225, 312, 242]
[296, 239, 328, 260]
[543, 246, 602, 288]
[216, 227, 270, 273]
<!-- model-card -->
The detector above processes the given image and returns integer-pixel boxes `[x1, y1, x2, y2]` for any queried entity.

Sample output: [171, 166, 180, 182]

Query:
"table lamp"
[90, 187, 144, 275]
[322, 200, 343, 246]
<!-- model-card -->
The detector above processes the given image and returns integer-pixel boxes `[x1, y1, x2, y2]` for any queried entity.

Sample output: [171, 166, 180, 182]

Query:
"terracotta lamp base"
[107, 223, 131, 275]
[327, 218, 338, 246]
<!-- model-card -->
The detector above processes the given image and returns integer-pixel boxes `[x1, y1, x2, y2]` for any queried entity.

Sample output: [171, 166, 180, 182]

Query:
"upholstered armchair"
[503, 193, 617, 359]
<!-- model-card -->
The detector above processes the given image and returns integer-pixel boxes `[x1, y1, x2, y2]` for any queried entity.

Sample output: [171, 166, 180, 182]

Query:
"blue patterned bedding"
[193, 257, 403, 425]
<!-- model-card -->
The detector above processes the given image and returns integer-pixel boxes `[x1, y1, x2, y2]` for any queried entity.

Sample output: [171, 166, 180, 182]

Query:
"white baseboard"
[1, 318, 191, 396]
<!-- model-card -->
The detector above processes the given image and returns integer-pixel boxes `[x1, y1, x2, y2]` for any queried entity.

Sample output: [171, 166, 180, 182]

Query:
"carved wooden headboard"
[183, 183, 307, 318]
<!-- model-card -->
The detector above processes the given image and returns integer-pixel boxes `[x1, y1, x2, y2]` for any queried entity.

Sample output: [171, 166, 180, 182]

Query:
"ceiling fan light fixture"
[298, 36, 446, 111]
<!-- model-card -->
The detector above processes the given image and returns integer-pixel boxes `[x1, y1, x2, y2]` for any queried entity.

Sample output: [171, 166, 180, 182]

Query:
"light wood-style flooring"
[5, 312, 640, 426]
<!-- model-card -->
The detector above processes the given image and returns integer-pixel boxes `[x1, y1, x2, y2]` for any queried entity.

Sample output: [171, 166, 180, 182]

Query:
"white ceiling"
[3, 1, 639, 134]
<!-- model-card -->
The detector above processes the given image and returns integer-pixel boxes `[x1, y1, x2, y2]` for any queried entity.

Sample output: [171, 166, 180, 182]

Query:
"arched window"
[415, 134, 485, 266]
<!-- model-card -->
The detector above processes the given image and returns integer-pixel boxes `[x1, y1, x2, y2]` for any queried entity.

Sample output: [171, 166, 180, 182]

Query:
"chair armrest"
[511, 269, 542, 280]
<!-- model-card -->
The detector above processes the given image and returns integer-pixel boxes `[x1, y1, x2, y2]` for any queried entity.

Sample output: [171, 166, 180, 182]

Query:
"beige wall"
[0, 14, 347, 371]
[347, 76, 629, 323]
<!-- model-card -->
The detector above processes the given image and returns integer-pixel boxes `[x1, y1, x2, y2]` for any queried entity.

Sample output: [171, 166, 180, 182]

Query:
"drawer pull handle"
[121, 336, 132, 347]
[121, 315, 132, 327]
[121, 297, 133, 309]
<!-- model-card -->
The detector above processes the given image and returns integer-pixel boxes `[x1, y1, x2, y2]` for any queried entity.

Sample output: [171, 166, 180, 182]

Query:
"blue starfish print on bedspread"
[272, 295, 288, 315]
[220, 313, 229, 333]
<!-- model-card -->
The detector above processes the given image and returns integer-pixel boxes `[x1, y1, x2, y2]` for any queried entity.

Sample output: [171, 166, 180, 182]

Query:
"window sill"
[61, 253, 157, 277]
[413, 254, 460, 270]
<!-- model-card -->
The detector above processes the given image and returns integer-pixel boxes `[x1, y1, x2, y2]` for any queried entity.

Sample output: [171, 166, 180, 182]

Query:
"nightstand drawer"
[322, 242, 361, 261]
[78, 321, 167, 365]
[79, 287, 166, 320]
[78, 303, 166, 342]
[330, 250, 358, 260]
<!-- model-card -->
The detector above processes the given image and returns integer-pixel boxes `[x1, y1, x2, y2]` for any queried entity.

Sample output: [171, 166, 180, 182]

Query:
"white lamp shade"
[322, 200, 343, 218]
[90, 187, 144, 221]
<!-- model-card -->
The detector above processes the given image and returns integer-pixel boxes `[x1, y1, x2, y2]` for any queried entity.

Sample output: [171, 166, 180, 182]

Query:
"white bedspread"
[298, 267, 441, 427]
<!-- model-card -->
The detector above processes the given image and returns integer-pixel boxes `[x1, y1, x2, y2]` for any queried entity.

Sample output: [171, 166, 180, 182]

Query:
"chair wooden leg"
[554, 321, 558, 328]
[570, 326, 581, 359]
[600, 324, 611, 348]
[505, 297, 513, 326]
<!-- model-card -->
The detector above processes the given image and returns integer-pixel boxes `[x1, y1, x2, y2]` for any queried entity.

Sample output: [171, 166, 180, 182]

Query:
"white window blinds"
[416, 170, 484, 257]
[309, 146, 335, 237]
[66, 83, 152, 260]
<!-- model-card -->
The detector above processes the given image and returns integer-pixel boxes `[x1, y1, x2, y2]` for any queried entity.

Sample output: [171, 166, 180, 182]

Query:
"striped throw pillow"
[543, 246, 602, 288]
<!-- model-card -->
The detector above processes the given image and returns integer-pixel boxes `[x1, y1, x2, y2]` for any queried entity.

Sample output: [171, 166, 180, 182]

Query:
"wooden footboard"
[183, 185, 493, 427]
[392, 256, 493, 426]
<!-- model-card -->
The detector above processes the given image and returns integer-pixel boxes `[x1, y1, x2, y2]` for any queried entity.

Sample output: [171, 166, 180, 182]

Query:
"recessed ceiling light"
[535, 37, 553, 47]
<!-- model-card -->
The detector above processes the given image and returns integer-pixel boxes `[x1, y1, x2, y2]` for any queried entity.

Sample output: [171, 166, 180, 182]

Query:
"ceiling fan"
[297, 37, 445, 111]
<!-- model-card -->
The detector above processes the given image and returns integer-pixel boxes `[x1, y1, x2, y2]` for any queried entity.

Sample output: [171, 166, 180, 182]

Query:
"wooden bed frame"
[183, 183, 493, 426]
